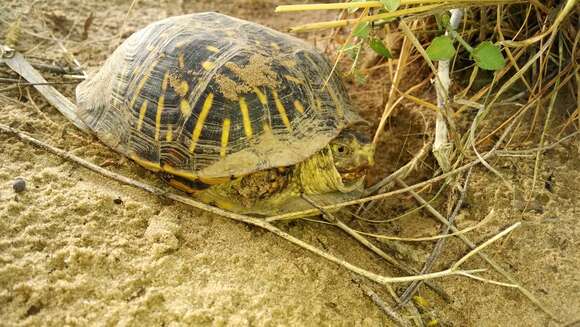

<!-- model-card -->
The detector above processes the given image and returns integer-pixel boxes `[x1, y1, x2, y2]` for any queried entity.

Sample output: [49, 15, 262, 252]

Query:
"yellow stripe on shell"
[162, 164, 196, 181]
[130, 153, 161, 172]
[253, 87, 267, 105]
[252, 87, 271, 131]
[164, 164, 229, 185]
[155, 73, 170, 141]
[129, 60, 158, 109]
[162, 164, 197, 181]
[155, 96, 165, 141]
[136, 99, 148, 131]
[202, 61, 215, 70]
[293, 100, 305, 114]
[165, 124, 173, 142]
[239, 97, 253, 139]
[189, 93, 214, 153]
[163, 166, 230, 187]
[163, 164, 230, 185]
[161, 74, 169, 92]
[301, 51, 342, 116]
[206, 45, 220, 53]
[220, 118, 231, 159]
[272, 90, 292, 130]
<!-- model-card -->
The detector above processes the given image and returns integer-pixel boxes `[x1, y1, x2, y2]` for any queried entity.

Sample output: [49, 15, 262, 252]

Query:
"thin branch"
[276, 0, 525, 14]
[289, 4, 443, 33]
[357, 281, 412, 327]
[354, 209, 494, 242]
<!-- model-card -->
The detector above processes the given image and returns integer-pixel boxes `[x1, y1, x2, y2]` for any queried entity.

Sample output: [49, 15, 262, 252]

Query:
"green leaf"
[426, 35, 456, 61]
[380, 0, 400, 12]
[369, 38, 392, 59]
[353, 22, 370, 39]
[472, 41, 506, 70]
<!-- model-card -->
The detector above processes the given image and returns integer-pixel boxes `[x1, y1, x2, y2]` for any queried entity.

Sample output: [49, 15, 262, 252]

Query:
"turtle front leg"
[234, 167, 290, 200]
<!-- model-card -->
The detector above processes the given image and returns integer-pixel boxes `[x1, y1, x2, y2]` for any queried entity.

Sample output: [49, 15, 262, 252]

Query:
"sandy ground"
[1, 0, 579, 326]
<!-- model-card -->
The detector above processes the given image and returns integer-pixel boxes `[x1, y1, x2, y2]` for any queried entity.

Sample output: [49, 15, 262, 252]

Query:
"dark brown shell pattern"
[76, 12, 360, 182]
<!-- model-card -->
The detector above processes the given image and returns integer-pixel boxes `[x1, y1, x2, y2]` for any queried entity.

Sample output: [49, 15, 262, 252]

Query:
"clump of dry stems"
[273, 0, 577, 324]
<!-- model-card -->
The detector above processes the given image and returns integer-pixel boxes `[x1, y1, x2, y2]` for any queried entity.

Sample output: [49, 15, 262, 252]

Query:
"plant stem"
[448, 28, 474, 53]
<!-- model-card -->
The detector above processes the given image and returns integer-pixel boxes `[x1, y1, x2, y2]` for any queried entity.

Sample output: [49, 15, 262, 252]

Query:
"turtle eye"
[333, 143, 350, 156]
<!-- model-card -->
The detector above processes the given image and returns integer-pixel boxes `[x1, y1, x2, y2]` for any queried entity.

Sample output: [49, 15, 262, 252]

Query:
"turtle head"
[329, 130, 375, 184]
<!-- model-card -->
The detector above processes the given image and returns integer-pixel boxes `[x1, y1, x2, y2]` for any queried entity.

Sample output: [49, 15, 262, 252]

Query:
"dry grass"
[273, 0, 578, 323]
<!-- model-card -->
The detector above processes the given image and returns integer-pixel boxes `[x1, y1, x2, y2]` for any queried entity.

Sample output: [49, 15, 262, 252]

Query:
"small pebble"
[13, 177, 26, 193]
[113, 198, 123, 205]
[544, 174, 555, 192]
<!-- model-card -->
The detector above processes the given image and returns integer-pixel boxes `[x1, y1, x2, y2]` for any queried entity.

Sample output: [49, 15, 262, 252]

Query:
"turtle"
[75, 12, 375, 216]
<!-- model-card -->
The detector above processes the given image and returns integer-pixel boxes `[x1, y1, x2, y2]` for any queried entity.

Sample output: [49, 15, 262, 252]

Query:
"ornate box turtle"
[76, 12, 375, 215]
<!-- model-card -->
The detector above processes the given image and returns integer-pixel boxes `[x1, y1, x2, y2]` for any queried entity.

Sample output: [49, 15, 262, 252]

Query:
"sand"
[1, 0, 579, 326]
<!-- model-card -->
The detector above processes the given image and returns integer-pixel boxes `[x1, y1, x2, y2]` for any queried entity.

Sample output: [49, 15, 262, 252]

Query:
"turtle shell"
[76, 12, 361, 183]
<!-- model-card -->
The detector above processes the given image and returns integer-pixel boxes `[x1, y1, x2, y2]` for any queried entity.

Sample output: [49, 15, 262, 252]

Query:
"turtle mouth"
[335, 151, 374, 180]
[338, 163, 370, 180]
[337, 174, 366, 193]
[340, 169, 366, 181]
[337, 166, 368, 193]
